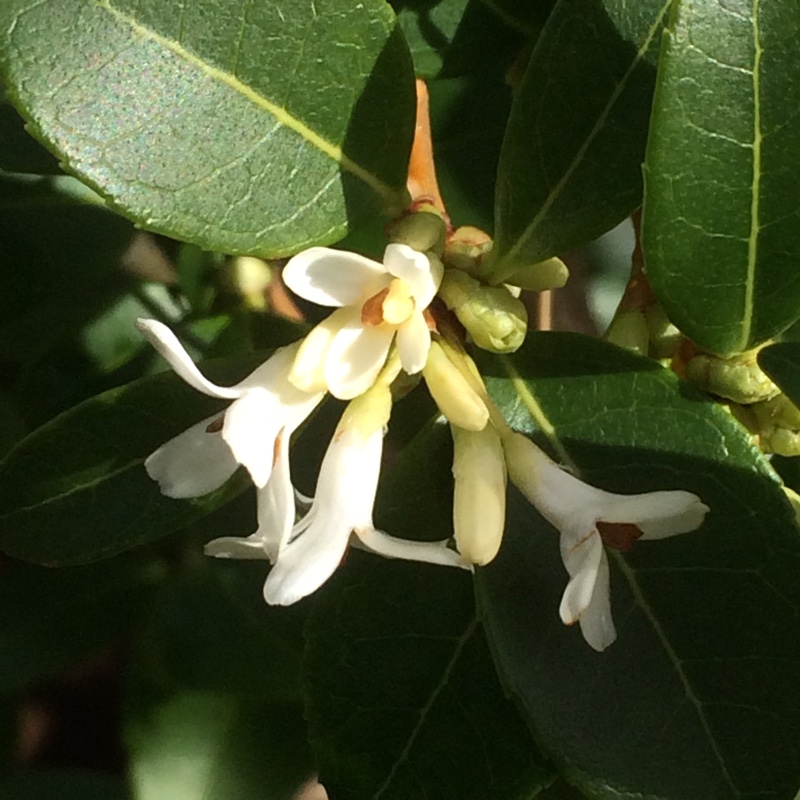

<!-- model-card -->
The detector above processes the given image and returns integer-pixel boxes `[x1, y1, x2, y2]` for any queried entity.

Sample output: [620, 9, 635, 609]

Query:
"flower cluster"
[139, 233, 708, 650]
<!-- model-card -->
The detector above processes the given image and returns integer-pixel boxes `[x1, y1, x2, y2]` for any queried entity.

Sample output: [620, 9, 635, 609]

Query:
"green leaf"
[643, 0, 800, 355]
[125, 692, 315, 800]
[0, 0, 414, 257]
[0, 771, 131, 800]
[304, 421, 554, 800]
[478, 333, 800, 799]
[0, 354, 265, 565]
[758, 342, 800, 408]
[0, 552, 156, 691]
[491, 0, 669, 279]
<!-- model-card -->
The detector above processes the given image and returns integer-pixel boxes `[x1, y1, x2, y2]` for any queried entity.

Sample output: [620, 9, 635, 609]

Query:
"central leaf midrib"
[498, 0, 672, 276]
[94, 0, 398, 203]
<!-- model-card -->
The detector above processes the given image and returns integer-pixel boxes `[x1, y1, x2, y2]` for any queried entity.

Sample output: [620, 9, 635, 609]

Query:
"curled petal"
[204, 535, 271, 560]
[283, 247, 389, 307]
[256, 441, 296, 562]
[145, 414, 238, 498]
[383, 243, 440, 308]
[559, 529, 604, 625]
[222, 389, 284, 488]
[577, 551, 616, 651]
[354, 529, 471, 570]
[324, 312, 394, 400]
[395, 309, 432, 375]
[136, 319, 242, 399]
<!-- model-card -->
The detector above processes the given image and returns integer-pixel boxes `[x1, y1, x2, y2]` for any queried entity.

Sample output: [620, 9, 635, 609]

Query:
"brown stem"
[619, 208, 656, 311]
[406, 79, 447, 217]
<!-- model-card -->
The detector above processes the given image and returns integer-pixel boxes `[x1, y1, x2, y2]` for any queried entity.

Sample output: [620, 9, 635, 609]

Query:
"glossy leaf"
[0, 0, 414, 257]
[478, 333, 800, 799]
[304, 420, 554, 800]
[643, 0, 800, 355]
[491, 0, 669, 280]
[0, 354, 265, 565]
[758, 341, 800, 407]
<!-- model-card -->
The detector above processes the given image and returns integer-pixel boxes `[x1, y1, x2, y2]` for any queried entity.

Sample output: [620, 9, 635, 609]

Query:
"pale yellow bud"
[604, 309, 650, 355]
[443, 226, 493, 277]
[685, 350, 780, 404]
[501, 257, 569, 292]
[225, 256, 273, 309]
[387, 207, 447, 256]
[422, 341, 489, 431]
[438, 270, 528, 353]
[451, 424, 507, 565]
[340, 381, 392, 438]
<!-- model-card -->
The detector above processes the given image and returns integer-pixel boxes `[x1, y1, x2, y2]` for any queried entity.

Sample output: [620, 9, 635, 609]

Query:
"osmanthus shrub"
[1, 1, 800, 799]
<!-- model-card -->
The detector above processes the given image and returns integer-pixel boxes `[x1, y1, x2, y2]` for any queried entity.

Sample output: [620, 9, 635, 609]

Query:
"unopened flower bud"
[422, 341, 489, 431]
[387, 206, 447, 256]
[438, 270, 528, 353]
[751, 394, 800, 432]
[501, 256, 569, 292]
[685, 350, 780, 404]
[761, 427, 800, 457]
[644, 304, 682, 359]
[443, 226, 493, 277]
[223, 256, 273, 310]
[451, 424, 506, 565]
[604, 309, 649, 355]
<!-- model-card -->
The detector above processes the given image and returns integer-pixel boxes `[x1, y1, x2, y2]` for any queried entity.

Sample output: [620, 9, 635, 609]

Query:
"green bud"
[751, 394, 800, 432]
[443, 226, 493, 277]
[222, 256, 273, 310]
[604, 309, 649, 356]
[387, 206, 447, 256]
[501, 256, 570, 292]
[644, 304, 682, 359]
[761, 427, 800, 457]
[438, 269, 528, 353]
[685, 350, 780, 404]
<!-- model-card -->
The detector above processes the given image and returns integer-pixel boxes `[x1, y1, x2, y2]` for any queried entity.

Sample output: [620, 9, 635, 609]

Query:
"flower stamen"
[206, 415, 225, 433]
[382, 278, 415, 325]
[361, 287, 390, 325]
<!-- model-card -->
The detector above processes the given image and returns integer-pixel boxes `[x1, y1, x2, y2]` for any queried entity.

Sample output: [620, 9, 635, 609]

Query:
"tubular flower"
[206, 381, 469, 604]
[136, 318, 324, 561]
[282, 243, 443, 400]
[504, 432, 709, 651]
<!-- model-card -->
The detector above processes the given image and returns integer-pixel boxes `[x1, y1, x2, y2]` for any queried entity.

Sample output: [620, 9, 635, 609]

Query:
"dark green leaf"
[759, 342, 800, 408]
[125, 692, 314, 800]
[132, 560, 305, 700]
[0, 174, 135, 362]
[0, 0, 414, 257]
[478, 333, 800, 799]
[491, 0, 669, 279]
[0, 771, 131, 800]
[304, 421, 554, 800]
[0, 552, 155, 691]
[0, 354, 265, 565]
[643, 0, 800, 355]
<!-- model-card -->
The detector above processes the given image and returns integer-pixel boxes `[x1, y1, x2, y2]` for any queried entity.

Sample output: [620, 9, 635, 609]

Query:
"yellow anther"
[381, 278, 415, 325]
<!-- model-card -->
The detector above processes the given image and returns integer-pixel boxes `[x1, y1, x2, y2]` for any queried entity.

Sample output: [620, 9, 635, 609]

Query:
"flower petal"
[577, 551, 617, 651]
[353, 529, 471, 570]
[559, 529, 604, 625]
[262, 509, 351, 605]
[204, 534, 271, 560]
[395, 309, 431, 375]
[255, 440, 296, 562]
[145, 414, 238, 498]
[324, 311, 395, 399]
[222, 389, 284, 488]
[383, 243, 440, 308]
[136, 319, 241, 399]
[283, 247, 389, 307]
[288, 307, 351, 393]
[632, 493, 709, 539]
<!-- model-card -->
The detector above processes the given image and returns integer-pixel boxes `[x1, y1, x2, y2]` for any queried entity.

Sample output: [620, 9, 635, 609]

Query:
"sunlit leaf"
[0, 0, 414, 257]
[643, 0, 800, 354]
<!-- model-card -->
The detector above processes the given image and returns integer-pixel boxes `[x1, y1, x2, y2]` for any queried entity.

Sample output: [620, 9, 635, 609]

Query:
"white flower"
[136, 318, 324, 561]
[504, 432, 708, 651]
[213, 382, 469, 605]
[282, 243, 443, 400]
